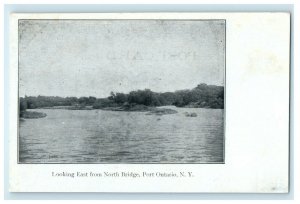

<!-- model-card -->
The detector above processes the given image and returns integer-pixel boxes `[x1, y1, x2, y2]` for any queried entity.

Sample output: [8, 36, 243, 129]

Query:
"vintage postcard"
[9, 13, 290, 192]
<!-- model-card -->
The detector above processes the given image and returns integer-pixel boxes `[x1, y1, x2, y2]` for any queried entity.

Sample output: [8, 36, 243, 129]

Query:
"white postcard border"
[9, 12, 290, 193]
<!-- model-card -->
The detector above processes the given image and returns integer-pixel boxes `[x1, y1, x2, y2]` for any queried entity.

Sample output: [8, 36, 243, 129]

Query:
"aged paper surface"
[9, 13, 290, 192]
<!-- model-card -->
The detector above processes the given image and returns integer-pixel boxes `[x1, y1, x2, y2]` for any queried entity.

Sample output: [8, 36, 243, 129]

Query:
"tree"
[78, 97, 89, 105]
[88, 96, 97, 105]
[114, 93, 127, 104]
[108, 92, 115, 101]
[19, 97, 27, 112]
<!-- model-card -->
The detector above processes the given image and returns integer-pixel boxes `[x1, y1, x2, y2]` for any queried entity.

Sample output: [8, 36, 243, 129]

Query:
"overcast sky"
[19, 20, 225, 98]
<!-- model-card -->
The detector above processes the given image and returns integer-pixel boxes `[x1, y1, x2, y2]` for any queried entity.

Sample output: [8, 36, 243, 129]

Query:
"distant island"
[19, 83, 224, 119]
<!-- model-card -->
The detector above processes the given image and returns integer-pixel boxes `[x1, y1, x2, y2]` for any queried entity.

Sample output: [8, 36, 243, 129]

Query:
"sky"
[19, 20, 225, 98]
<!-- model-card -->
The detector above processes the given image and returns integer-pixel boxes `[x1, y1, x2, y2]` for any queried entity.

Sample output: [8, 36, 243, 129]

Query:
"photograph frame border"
[16, 18, 227, 165]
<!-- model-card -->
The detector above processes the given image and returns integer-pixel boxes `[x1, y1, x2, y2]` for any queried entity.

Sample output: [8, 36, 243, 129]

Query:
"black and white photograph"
[18, 19, 225, 164]
[7, 10, 291, 194]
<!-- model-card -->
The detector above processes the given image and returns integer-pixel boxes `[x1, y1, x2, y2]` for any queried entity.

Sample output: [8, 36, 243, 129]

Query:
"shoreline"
[94, 105, 179, 115]
[20, 111, 47, 119]
[38, 104, 224, 111]
[30, 105, 179, 116]
[41, 106, 93, 110]
[23, 104, 223, 119]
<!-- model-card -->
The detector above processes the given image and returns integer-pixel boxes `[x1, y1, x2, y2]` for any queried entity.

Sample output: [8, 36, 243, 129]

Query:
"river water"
[19, 106, 224, 163]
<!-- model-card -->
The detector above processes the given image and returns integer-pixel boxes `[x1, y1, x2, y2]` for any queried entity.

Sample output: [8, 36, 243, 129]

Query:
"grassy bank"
[23, 104, 178, 116]
[101, 104, 178, 115]
[145, 108, 178, 116]
[20, 111, 47, 119]
[101, 104, 152, 112]
[42, 106, 93, 110]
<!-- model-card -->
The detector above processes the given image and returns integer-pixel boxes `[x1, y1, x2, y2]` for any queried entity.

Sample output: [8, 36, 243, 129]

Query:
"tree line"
[20, 83, 224, 112]
[19, 96, 97, 112]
